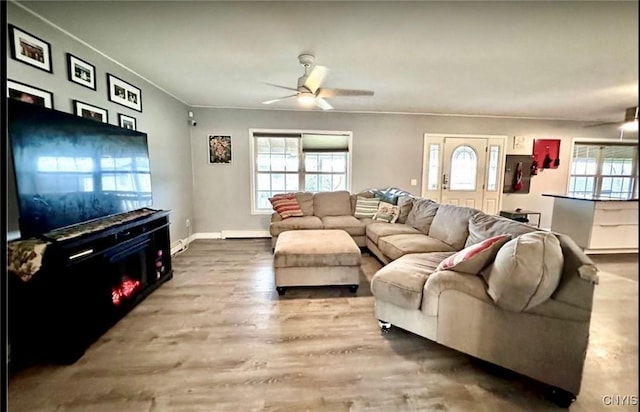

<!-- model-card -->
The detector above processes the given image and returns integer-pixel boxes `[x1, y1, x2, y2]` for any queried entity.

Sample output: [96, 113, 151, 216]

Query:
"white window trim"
[249, 128, 353, 215]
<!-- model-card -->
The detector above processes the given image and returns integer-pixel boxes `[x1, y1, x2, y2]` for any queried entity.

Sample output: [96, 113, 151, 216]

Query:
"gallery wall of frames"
[7, 24, 142, 131]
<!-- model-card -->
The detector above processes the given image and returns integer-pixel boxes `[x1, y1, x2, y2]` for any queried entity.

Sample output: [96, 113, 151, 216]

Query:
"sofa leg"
[550, 387, 576, 408]
[348, 285, 359, 293]
[276, 287, 286, 296]
[378, 320, 391, 333]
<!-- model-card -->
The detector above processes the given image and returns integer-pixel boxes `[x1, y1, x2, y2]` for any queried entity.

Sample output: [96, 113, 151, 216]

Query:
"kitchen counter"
[543, 194, 638, 202]
[544, 194, 638, 254]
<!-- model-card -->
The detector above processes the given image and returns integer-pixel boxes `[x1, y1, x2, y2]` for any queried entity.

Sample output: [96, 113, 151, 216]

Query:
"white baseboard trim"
[194, 232, 223, 240]
[221, 230, 270, 239]
[171, 231, 270, 254]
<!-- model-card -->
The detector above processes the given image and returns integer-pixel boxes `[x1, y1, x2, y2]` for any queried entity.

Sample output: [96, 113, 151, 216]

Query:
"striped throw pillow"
[354, 197, 381, 218]
[436, 234, 511, 274]
[269, 194, 304, 219]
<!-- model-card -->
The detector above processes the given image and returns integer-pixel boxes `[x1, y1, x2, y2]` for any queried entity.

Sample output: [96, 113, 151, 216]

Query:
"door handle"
[442, 173, 448, 190]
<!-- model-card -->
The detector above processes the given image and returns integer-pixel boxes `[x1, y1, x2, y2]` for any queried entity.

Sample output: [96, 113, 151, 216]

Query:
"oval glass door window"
[450, 145, 477, 190]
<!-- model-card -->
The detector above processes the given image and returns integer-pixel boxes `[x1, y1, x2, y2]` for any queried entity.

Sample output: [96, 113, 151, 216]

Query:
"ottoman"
[273, 230, 361, 295]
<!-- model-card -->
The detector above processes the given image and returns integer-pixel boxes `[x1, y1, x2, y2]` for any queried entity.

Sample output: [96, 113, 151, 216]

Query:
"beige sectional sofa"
[269, 189, 598, 406]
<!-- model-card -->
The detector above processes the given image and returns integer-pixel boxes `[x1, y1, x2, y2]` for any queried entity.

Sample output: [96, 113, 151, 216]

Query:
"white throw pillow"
[484, 231, 564, 312]
[373, 201, 400, 223]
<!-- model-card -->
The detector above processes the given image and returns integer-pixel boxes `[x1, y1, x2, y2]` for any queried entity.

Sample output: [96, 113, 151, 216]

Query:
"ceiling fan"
[584, 106, 638, 140]
[584, 106, 638, 129]
[262, 54, 374, 110]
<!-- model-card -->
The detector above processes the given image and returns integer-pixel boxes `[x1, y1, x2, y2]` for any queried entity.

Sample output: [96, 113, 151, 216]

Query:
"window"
[568, 142, 638, 199]
[427, 144, 440, 190]
[251, 130, 351, 212]
[449, 145, 477, 190]
[486, 145, 500, 191]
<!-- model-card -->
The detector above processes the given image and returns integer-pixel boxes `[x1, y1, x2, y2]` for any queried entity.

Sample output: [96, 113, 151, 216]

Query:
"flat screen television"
[8, 99, 153, 238]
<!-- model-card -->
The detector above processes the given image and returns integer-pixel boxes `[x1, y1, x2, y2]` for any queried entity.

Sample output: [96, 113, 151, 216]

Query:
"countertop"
[542, 194, 639, 202]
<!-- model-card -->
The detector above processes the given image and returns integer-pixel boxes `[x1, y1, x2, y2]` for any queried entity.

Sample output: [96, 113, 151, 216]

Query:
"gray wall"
[7, 3, 194, 245]
[191, 107, 629, 231]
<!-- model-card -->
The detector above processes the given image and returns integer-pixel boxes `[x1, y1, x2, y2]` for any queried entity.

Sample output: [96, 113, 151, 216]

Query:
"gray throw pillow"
[406, 198, 439, 234]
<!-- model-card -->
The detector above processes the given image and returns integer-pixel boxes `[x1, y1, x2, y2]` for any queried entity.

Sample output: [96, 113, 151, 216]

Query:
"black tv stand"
[8, 209, 173, 368]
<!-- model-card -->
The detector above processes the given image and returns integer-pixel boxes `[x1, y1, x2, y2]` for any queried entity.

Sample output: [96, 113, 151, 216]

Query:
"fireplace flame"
[111, 277, 141, 306]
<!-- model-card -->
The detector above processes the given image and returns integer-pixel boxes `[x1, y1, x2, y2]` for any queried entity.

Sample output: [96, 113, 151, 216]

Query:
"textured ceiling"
[17, 1, 639, 122]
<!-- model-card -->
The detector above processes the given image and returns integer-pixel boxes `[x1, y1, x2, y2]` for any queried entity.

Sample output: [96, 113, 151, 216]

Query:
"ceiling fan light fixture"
[297, 92, 316, 106]
[621, 106, 638, 131]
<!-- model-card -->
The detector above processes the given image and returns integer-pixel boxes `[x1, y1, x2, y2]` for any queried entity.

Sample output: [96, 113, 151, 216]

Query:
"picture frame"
[67, 53, 96, 90]
[118, 113, 137, 131]
[7, 79, 54, 109]
[208, 135, 232, 164]
[532, 139, 561, 170]
[107, 74, 142, 112]
[73, 100, 108, 123]
[8, 24, 53, 73]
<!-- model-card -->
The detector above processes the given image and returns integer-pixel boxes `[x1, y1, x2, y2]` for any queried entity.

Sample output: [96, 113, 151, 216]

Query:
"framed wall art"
[67, 53, 96, 90]
[532, 139, 561, 170]
[107, 74, 142, 112]
[118, 113, 137, 130]
[73, 100, 108, 123]
[8, 24, 53, 73]
[7, 79, 54, 109]
[208, 135, 232, 164]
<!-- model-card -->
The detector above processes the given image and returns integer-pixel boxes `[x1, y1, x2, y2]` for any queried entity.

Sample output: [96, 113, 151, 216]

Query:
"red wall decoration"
[532, 139, 561, 170]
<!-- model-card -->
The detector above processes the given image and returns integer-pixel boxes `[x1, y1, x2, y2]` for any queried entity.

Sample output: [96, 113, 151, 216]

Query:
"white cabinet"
[546, 195, 638, 254]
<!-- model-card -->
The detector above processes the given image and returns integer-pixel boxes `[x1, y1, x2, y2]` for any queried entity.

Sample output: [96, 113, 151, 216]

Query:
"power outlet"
[410, 178, 418, 186]
[185, 218, 191, 228]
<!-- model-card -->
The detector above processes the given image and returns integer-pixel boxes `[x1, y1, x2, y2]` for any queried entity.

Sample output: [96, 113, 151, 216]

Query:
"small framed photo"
[7, 79, 54, 109]
[208, 135, 232, 164]
[8, 24, 53, 73]
[118, 113, 137, 130]
[107, 73, 142, 112]
[67, 53, 96, 90]
[73, 100, 108, 123]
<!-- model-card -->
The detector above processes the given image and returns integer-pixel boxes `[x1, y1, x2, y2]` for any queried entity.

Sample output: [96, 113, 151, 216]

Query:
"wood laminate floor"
[7, 239, 639, 411]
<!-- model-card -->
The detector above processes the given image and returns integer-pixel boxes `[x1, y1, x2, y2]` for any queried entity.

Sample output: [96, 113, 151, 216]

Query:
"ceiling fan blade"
[317, 88, 374, 98]
[315, 97, 333, 111]
[304, 65, 328, 94]
[583, 121, 620, 128]
[262, 95, 297, 105]
[265, 82, 299, 92]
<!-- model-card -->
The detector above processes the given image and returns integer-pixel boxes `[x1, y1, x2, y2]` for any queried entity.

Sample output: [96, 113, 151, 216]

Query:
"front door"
[442, 138, 487, 209]
[422, 134, 506, 215]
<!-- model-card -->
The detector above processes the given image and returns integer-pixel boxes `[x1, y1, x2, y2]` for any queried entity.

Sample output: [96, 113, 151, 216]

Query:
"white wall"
[7, 3, 194, 245]
[190, 107, 631, 232]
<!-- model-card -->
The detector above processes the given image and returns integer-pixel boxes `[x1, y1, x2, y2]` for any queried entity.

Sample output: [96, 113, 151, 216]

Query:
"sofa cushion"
[373, 201, 400, 223]
[378, 234, 456, 261]
[397, 196, 415, 224]
[270, 216, 323, 236]
[366, 222, 420, 243]
[465, 212, 537, 248]
[295, 192, 315, 216]
[313, 191, 352, 217]
[320, 216, 366, 236]
[483, 231, 564, 312]
[354, 196, 381, 218]
[269, 194, 304, 219]
[406, 198, 439, 234]
[428, 204, 478, 249]
[436, 234, 511, 275]
[371, 251, 455, 310]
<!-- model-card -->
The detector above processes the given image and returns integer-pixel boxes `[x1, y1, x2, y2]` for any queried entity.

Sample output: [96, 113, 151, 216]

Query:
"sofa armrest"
[271, 212, 282, 223]
[549, 233, 599, 312]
